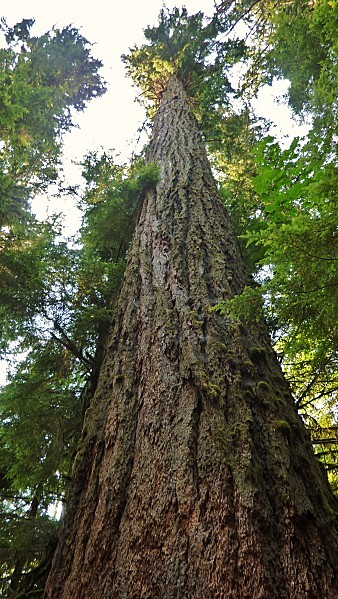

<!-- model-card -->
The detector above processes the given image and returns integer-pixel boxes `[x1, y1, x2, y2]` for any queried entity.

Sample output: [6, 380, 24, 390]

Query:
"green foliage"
[0, 219, 66, 352]
[262, 0, 338, 117]
[0, 18, 106, 228]
[216, 0, 338, 141]
[210, 108, 268, 270]
[0, 344, 81, 487]
[307, 409, 338, 495]
[212, 285, 263, 324]
[122, 6, 244, 129]
[123, 7, 213, 100]
[0, 153, 159, 363]
[245, 133, 338, 401]
[0, 343, 80, 596]
[75, 154, 160, 346]
[0, 501, 58, 598]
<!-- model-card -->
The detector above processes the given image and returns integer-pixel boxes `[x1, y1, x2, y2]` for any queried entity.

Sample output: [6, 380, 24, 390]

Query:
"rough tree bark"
[44, 76, 338, 598]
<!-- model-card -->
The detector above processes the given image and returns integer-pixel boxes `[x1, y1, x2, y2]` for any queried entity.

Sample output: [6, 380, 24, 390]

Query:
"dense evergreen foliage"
[0, 2, 337, 595]
[0, 18, 105, 228]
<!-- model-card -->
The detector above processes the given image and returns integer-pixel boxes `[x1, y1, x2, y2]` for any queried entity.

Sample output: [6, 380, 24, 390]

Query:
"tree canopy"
[0, 18, 105, 229]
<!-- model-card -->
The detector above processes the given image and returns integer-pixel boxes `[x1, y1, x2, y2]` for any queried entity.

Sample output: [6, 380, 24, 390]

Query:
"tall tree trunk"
[44, 76, 338, 599]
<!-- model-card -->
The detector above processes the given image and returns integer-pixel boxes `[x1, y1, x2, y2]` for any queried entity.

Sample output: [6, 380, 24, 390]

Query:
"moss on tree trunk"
[44, 76, 338, 599]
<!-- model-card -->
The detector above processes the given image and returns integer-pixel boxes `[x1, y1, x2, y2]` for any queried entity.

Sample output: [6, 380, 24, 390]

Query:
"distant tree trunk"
[44, 76, 338, 599]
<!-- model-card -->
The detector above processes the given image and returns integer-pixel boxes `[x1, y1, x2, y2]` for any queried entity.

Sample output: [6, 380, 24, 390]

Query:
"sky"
[0, 0, 308, 384]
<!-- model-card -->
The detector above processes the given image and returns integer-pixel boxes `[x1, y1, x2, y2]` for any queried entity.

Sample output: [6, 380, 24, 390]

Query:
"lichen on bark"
[44, 75, 338, 599]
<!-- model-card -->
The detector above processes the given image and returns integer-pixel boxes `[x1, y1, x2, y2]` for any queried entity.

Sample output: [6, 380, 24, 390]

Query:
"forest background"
[0, 0, 337, 596]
